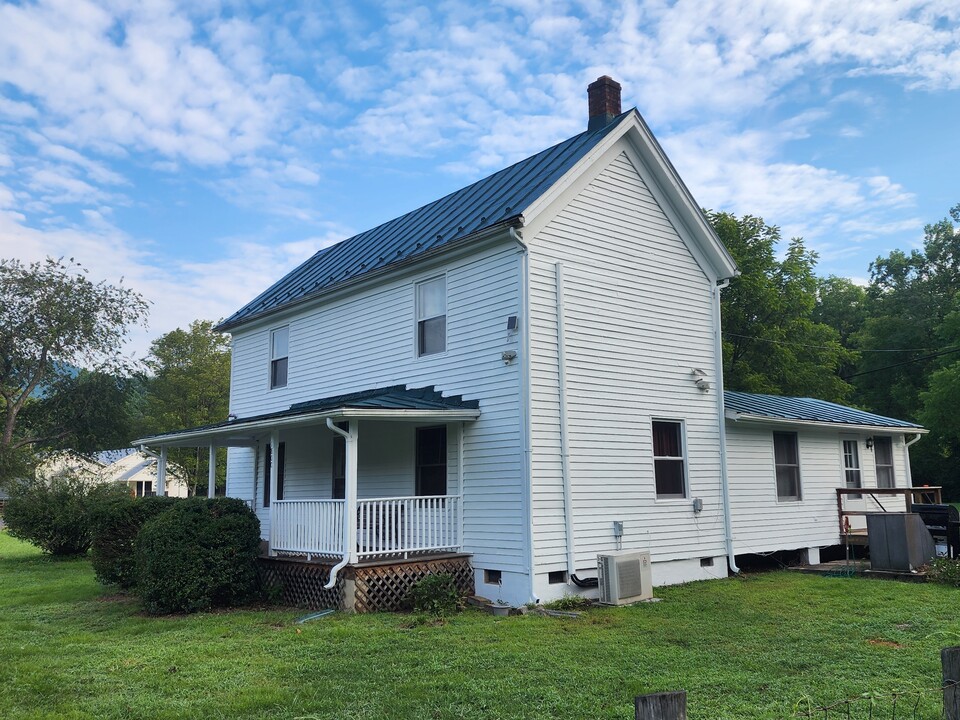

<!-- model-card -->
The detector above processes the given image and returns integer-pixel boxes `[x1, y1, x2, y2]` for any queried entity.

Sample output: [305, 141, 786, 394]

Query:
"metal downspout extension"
[324, 418, 352, 590]
[714, 278, 740, 575]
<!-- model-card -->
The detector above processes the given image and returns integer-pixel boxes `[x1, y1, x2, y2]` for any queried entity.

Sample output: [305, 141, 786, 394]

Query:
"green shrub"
[928, 557, 960, 586]
[406, 573, 461, 617]
[2, 475, 124, 556]
[90, 493, 180, 588]
[134, 497, 261, 614]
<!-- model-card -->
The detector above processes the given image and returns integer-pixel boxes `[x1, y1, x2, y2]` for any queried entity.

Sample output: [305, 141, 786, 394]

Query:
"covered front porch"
[134, 386, 481, 605]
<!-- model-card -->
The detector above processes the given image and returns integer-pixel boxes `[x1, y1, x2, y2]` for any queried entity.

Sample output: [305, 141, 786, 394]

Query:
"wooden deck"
[789, 559, 928, 582]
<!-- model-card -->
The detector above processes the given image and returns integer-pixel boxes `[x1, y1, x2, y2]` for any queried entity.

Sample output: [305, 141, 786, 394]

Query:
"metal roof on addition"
[724, 391, 923, 429]
[217, 112, 632, 330]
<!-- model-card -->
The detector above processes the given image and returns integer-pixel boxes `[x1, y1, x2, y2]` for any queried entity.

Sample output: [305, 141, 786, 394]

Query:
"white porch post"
[269, 431, 279, 556]
[208, 445, 217, 498]
[345, 419, 359, 564]
[156, 447, 167, 497]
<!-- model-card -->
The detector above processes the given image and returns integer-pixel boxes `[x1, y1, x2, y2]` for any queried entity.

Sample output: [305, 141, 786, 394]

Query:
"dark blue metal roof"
[136, 385, 479, 443]
[724, 391, 923, 429]
[217, 112, 632, 330]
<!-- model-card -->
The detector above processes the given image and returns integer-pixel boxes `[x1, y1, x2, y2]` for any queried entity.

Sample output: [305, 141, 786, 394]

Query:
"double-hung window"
[653, 420, 686, 499]
[416, 426, 447, 496]
[842, 439, 862, 497]
[263, 442, 285, 507]
[270, 326, 289, 389]
[416, 277, 446, 356]
[773, 432, 801, 501]
[874, 437, 895, 489]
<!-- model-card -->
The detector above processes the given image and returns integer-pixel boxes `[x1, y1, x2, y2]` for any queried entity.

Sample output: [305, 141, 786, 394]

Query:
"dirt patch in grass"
[868, 638, 904, 649]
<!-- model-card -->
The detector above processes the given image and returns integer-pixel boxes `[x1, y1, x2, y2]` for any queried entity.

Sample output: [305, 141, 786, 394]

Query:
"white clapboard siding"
[226, 243, 525, 571]
[527, 149, 727, 573]
[726, 423, 914, 553]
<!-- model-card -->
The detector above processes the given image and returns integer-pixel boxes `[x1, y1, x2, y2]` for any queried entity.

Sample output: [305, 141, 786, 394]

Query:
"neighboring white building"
[34, 449, 190, 498]
[135, 78, 927, 609]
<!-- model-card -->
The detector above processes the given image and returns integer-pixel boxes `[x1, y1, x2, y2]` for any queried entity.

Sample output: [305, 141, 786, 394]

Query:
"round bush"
[3, 475, 124, 556]
[90, 493, 180, 588]
[134, 497, 261, 614]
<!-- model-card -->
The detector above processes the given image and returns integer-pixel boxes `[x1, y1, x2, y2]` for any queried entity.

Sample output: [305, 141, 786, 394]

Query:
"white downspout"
[555, 262, 576, 578]
[511, 227, 538, 604]
[714, 278, 739, 574]
[904, 433, 922, 488]
[324, 418, 355, 590]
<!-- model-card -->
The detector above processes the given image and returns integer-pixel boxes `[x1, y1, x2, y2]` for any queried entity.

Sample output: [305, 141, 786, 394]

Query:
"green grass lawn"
[2, 532, 959, 720]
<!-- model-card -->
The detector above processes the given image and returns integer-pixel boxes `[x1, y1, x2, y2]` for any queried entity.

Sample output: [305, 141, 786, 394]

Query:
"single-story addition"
[135, 77, 928, 611]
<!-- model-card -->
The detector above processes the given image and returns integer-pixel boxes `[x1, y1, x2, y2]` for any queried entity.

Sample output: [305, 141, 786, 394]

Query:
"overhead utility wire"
[841, 346, 960, 380]
[721, 331, 933, 353]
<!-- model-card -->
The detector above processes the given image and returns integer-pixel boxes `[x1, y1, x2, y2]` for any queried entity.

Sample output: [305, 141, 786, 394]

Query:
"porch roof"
[132, 385, 481, 448]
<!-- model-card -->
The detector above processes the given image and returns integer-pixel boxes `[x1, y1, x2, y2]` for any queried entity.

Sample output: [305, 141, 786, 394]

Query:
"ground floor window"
[842, 439, 862, 498]
[332, 422, 348, 499]
[773, 432, 801, 501]
[416, 425, 447, 496]
[874, 437, 895, 488]
[652, 420, 686, 499]
[263, 442, 286, 506]
[134, 480, 154, 497]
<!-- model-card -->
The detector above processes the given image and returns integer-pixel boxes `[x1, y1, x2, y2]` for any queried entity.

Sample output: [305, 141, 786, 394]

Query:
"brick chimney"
[587, 75, 622, 131]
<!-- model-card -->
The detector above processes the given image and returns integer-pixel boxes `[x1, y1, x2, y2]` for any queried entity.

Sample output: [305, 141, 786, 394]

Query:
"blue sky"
[1, 0, 958, 357]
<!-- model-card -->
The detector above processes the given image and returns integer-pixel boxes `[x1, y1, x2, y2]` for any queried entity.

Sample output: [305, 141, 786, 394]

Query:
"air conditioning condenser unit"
[597, 550, 653, 605]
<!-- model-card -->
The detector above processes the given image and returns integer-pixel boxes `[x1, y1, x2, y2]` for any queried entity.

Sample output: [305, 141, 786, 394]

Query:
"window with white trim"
[653, 420, 686, 499]
[416, 277, 446, 356]
[874, 437, 895, 489]
[773, 432, 801, 501]
[270, 326, 288, 389]
[842, 439, 862, 498]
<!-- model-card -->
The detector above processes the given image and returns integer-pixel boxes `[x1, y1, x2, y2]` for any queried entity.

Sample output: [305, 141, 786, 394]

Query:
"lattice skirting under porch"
[348, 555, 474, 613]
[258, 554, 474, 613]
[258, 557, 345, 610]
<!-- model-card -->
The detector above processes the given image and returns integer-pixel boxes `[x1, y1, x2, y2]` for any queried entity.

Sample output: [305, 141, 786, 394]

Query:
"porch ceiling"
[132, 385, 481, 448]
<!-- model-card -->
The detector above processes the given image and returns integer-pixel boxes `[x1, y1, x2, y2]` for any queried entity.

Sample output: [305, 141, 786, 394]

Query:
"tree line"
[2, 202, 959, 496]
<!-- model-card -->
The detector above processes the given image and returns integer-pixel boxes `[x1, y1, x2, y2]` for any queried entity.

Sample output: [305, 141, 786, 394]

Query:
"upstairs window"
[416, 277, 446, 356]
[773, 432, 801, 501]
[270, 326, 288, 389]
[874, 437, 895, 489]
[653, 420, 686, 499]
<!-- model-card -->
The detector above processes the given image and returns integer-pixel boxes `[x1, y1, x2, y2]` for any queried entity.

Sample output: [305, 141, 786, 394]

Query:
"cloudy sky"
[1, 0, 958, 357]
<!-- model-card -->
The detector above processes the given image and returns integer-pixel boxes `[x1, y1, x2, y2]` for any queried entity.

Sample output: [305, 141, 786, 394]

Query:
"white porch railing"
[357, 496, 460, 558]
[270, 499, 345, 557]
[269, 495, 461, 559]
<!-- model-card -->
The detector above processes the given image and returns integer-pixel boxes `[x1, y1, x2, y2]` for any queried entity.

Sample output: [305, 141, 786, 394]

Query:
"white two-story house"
[138, 77, 928, 610]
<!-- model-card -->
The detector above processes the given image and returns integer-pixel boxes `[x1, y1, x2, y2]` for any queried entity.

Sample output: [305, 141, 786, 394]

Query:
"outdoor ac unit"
[597, 550, 653, 605]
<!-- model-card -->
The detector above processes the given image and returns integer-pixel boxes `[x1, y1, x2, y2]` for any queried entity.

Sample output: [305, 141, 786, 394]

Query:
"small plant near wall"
[406, 573, 461, 617]
[927, 557, 960, 587]
[543, 594, 593, 612]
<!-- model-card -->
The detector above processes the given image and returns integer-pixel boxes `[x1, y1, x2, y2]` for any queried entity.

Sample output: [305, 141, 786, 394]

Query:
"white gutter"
[555, 262, 576, 578]
[324, 418, 352, 590]
[714, 278, 739, 575]
[510, 227, 538, 604]
[904, 433, 923, 487]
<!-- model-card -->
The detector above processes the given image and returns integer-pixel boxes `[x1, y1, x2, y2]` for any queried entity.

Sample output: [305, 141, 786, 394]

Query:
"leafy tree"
[0, 257, 148, 483]
[141, 320, 230, 495]
[710, 211, 855, 402]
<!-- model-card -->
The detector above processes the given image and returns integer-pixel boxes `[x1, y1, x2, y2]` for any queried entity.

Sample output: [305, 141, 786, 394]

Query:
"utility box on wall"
[866, 513, 935, 572]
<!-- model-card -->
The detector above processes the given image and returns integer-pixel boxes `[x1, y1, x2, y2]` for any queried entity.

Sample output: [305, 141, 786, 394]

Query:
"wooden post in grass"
[635, 691, 686, 720]
[944, 647, 960, 720]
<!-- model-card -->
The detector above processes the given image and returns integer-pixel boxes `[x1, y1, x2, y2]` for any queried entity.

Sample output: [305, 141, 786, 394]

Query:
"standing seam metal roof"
[724, 391, 923, 429]
[217, 112, 631, 330]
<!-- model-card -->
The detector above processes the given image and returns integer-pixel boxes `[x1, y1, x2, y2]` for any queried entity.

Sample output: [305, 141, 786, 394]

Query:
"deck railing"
[270, 495, 460, 559]
[836, 486, 943, 535]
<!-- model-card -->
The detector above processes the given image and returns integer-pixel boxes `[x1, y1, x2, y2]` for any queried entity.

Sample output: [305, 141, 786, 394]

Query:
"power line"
[721, 332, 934, 353]
[841, 346, 960, 380]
